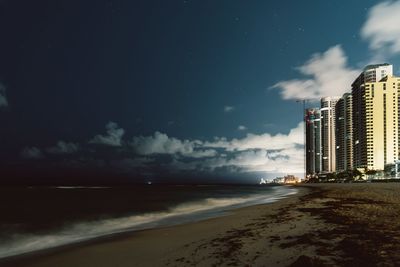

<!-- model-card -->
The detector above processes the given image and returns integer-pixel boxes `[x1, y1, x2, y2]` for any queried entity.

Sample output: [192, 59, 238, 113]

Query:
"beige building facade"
[352, 64, 394, 170]
[364, 76, 400, 170]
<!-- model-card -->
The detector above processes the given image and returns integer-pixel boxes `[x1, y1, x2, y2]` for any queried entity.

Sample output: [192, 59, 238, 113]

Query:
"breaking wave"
[0, 186, 297, 259]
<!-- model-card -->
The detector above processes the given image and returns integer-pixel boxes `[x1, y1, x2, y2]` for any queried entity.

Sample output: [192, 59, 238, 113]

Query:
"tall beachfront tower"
[335, 93, 353, 172]
[352, 64, 394, 169]
[363, 76, 400, 170]
[305, 108, 322, 175]
[321, 97, 340, 173]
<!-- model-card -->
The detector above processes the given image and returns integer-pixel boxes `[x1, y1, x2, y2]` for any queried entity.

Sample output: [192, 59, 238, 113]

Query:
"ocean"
[0, 184, 297, 259]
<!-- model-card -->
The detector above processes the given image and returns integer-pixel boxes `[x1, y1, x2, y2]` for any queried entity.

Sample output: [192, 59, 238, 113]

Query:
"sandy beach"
[3, 183, 400, 267]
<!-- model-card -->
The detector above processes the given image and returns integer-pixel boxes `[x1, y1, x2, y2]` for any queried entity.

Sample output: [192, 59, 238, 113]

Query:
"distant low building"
[384, 160, 400, 178]
[272, 175, 300, 184]
[273, 177, 285, 184]
[260, 178, 275, 184]
[284, 175, 300, 184]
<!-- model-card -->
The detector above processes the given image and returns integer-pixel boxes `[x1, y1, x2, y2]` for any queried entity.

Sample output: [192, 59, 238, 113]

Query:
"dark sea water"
[0, 184, 297, 258]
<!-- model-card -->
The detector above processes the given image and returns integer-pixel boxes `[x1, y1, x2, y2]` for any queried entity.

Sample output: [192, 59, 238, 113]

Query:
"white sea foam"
[0, 186, 297, 259]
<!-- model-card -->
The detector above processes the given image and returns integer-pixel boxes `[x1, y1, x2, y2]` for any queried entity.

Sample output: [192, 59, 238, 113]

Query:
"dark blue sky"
[1, 0, 399, 184]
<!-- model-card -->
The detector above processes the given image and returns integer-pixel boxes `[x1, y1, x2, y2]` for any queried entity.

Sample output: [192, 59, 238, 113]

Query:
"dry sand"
[3, 183, 400, 267]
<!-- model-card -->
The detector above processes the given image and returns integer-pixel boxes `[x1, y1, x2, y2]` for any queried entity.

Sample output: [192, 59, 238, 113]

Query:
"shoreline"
[0, 185, 304, 266]
[4, 183, 400, 266]
[0, 185, 297, 261]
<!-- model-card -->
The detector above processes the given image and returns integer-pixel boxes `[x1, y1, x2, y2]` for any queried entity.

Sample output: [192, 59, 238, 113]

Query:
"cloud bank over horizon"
[137, 121, 302, 175]
[17, 121, 304, 179]
[169, 122, 303, 174]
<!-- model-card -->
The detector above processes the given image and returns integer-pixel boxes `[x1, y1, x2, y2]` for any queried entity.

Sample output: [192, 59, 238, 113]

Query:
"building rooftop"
[363, 63, 391, 71]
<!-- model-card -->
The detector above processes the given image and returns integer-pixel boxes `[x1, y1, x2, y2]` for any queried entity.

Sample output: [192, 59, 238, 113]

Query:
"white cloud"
[131, 131, 217, 158]
[43, 122, 303, 175]
[47, 141, 79, 154]
[171, 147, 302, 174]
[89, 121, 125, 147]
[188, 149, 218, 158]
[0, 83, 8, 108]
[225, 150, 271, 168]
[21, 147, 44, 159]
[132, 132, 197, 155]
[224, 106, 235, 112]
[169, 122, 304, 174]
[206, 122, 303, 151]
[271, 45, 359, 100]
[226, 148, 302, 173]
[237, 125, 247, 131]
[361, 1, 400, 56]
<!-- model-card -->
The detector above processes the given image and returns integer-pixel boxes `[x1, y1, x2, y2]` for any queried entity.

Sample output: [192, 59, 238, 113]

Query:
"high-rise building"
[352, 64, 394, 169]
[363, 76, 400, 169]
[321, 96, 340, 173]
[305, 108, 322, 175]
[335, 93, 353, 172]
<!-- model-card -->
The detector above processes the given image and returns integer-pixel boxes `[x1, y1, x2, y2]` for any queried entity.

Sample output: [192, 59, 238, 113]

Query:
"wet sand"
[3, 183, 400, 266]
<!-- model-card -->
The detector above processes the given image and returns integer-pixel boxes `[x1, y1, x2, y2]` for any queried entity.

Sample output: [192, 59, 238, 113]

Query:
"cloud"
[21, 147, 44, 159]
[237, 125, 247, 131]
[271, 45, 359, 100]
[205, 122, 303, 151]
[89, 122, 125, 147]
[188, 149, 218, 158]
[15, 123, 303, 177]
[131, 131, 217, 158]
[47, 141, 79, 154]
[0, 82, 8, 108]
[128, 122, 304, 175]
[224, 106, 235, 112]
[361, 1, 400, 56]
[225, 148, 301, 173]
[171, 147, 302, 174]
[167, 122, 304, 174]
[131, 132, 197, 155]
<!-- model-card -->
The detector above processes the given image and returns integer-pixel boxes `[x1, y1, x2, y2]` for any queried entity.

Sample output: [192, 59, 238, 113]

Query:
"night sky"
[1, 0, 400, 184]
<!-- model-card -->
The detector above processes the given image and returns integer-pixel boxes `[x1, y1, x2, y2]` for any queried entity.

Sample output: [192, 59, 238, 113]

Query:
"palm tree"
[352, 169, 363, 181]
